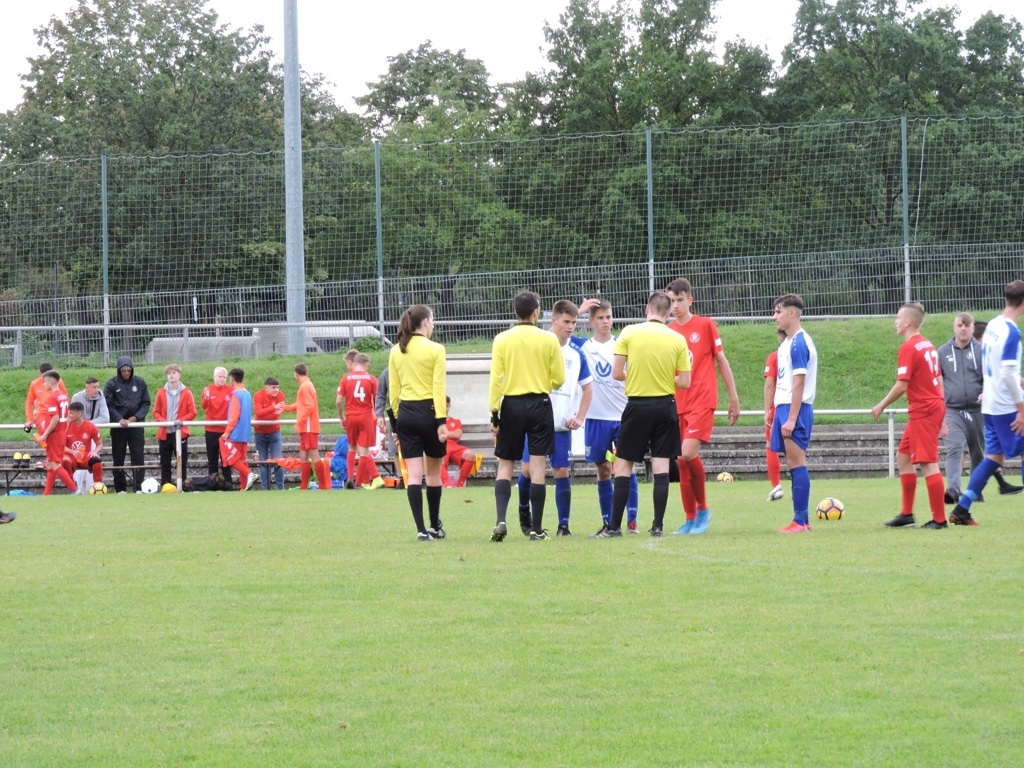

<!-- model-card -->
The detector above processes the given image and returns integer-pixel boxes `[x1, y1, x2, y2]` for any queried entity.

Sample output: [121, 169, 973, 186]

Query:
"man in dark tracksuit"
[104, 356, 151, 494]
[938, 313, 1021, 502]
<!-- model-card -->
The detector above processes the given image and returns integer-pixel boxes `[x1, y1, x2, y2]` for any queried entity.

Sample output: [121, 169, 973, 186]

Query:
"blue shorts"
[770, 403, 814, 453]
[983, 413, 1024, 459]
[521, 431, 573, 469]
[585, 419, 620, 463]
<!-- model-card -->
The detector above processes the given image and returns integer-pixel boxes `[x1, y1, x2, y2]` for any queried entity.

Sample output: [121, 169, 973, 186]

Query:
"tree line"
[0, 0, 1023, 326]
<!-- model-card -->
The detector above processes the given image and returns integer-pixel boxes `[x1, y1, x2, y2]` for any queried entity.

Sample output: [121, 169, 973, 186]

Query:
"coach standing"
[104, 356, 151, 494]
[489, 291, 565, 541]
[596, 292, 690, 537]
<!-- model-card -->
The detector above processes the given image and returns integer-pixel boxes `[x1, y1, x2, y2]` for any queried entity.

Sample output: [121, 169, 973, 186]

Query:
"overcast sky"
[0, 0, 1019, 116]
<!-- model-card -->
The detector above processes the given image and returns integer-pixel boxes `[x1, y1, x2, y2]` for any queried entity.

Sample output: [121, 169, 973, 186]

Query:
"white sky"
[0, 0, 1019, 115]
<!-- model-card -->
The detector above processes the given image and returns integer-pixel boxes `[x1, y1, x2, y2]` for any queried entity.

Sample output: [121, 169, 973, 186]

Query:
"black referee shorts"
[495, 394, 554, 461]
[395, 400, 446, 459]
[616, 396, 680, 463]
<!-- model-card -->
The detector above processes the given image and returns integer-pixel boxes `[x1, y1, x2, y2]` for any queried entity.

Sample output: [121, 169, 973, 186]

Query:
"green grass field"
[3, 479, 1023, 767]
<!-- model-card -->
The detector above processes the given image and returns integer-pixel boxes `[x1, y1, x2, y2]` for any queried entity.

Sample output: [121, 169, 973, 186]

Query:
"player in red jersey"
[62, 401, 105, 484]
[36, 370, 77, 495]
[440, 396, 480, 488]
[665, 278, 741, 535]
[763, 329, 787, 502]
[336, 352, 383, 489]
[24, 362, 67, 448]
[871, 302, 948, 528]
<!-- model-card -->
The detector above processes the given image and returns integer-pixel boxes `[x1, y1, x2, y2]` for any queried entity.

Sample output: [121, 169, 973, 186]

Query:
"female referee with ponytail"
[388, 304, 448, 541]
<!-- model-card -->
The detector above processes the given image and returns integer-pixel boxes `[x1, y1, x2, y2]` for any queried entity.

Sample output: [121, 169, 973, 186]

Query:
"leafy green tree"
[774, 0, 1024, 120]
[356, 42, 497, 138]
[0, 0, 356, 159]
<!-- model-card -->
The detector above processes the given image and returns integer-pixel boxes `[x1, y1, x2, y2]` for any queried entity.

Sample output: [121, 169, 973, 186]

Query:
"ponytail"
[397, 304, 433, 353]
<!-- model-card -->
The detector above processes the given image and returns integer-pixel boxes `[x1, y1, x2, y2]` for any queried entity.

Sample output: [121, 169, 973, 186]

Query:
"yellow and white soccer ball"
[141, 477, 161, 494]
[161, 483, 177, 494]
[716, 471, 734, 483]
[88, 482, 108, 495]
[816, 497, 845, 521]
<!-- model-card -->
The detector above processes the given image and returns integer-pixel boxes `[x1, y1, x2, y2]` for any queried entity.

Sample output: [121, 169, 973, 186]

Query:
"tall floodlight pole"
[283, 0, 306, 354]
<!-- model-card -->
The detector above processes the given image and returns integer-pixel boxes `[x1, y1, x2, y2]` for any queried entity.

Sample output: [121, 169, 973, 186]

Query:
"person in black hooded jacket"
[104, 356, 151, 493]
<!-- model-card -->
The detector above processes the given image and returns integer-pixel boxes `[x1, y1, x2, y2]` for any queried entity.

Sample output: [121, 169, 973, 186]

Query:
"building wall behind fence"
[1, 116, 1023, 364]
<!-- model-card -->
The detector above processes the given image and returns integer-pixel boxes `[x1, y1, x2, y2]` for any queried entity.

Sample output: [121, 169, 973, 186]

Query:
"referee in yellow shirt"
[389, 304, 448, 542]
[596, 291, 691, 537]
[489, 291, 565, 541]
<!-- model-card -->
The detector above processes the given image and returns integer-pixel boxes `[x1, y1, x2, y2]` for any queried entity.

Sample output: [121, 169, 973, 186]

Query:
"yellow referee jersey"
[389, 334, 447, 418]
[613, 320, 690, 398]
[489, 323, 565, 412]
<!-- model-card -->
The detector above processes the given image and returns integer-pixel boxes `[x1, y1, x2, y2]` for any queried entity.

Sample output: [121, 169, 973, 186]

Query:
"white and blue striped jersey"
[774, 328, 817, 406]
[981, 314, 1023, 415]
[551, 339, 593, 431]
[577, 336, 627, 421]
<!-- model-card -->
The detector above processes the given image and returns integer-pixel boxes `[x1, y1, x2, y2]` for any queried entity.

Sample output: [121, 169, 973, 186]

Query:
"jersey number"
[352, 382, 367, 402]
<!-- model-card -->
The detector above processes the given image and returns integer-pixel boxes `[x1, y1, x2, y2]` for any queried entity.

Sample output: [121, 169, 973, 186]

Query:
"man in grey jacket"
[71, 377, 110, 425]
[938, 312, 1022, 502]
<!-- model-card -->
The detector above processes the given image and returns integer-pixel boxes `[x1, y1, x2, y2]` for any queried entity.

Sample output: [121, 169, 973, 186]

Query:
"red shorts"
[346, 412, 377, 449]
[446, 442, 471, 464]
[220, 439, 249, 469]
[678, 408, 715, 444]
[298, 432, 319, 452]
[899, 409, 943, 465]
[46, 431, 67, 463]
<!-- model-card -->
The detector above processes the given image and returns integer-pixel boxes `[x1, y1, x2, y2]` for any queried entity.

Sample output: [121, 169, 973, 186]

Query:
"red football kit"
[670, 314, 723, 444]
[764, 350, 778, 441]
[897, 333, 945, 465]
[43, 391, 70, 463]
[338, 372, 378, 449]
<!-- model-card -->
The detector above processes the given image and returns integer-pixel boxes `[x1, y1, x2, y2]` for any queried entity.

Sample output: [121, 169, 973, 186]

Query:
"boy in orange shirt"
[24, 362, 67, 448]
[37, 371, 77, 495]
[283, 363, 328, 490]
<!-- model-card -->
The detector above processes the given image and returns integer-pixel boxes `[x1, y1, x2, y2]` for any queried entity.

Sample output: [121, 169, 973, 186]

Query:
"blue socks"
[791, 466, 810, 525]
[555, 477, 571, 526]
[960, 457, 1001, 510]
[597, 479, 613, 524]
[627, 474, 639, 524]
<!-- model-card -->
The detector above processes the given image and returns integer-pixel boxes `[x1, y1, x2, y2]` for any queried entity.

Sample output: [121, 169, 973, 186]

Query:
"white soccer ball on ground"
[141, 477, 161, 494]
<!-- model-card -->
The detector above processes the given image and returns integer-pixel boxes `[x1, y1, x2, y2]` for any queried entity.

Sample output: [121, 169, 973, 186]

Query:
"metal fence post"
[645, 127, 655, 295]
[887, 411, 896, 478]
[901, 115, 911, 303]
[375, 139, 385, 338]
[101, 154, 111, 368]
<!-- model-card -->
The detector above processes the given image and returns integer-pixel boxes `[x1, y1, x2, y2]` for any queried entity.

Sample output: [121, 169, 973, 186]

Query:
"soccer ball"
[161, 483, 177, 494]
[716, 471, 734, 483]
[141, 477, 160, 494]
[88, 482, 108, 495]
[816, 497, 845, 521]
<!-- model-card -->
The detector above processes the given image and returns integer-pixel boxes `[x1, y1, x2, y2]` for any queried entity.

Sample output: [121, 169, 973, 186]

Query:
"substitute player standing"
[949, 280, 1024, 526]
[763, 329, 787, 501]
[489, 291, 565, 542]
[771, 294, 817, 533]
[666, 278, 741, 535]
[337, 352, 384, 490]
[220, 368, 255, 492]
[37, 370, 77, 495]
[871, 303, 948, 528]
[595, 292, 690, 537]
[282, 363, 328, 490]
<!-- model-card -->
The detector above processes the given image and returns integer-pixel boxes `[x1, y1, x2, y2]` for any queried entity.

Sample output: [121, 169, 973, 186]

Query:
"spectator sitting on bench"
[63, 401, 104, 487]
[440, 396, 480, 488]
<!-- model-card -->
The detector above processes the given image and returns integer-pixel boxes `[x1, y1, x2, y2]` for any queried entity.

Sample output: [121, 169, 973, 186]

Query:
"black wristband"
[436, 418, 446, 427]
[491, 410, 500, 428]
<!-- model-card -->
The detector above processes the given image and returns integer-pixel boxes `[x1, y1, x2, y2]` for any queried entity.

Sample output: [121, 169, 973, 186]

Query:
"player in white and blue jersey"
[516, 300, 593, 536]
[574, 298, 641, 535]
[950, 280, 1024, 526]
[770, 294, 818, 532]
